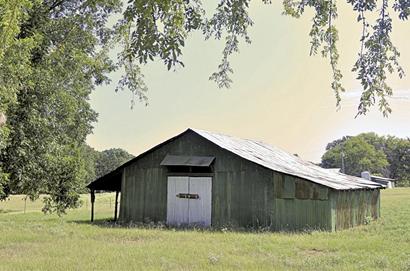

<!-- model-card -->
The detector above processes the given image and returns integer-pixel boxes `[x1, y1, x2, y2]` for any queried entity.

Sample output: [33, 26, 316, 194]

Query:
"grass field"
[1, 189, 410, 270]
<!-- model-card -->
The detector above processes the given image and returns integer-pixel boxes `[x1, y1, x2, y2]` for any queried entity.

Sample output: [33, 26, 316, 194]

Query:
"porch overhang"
[160, 155, 215, 167]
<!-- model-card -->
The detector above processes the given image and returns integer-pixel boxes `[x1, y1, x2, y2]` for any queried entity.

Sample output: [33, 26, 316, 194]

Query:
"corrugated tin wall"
[330, 189, 380, 231]
[119, 131, 379, 231]
[271, 173, 331, 231]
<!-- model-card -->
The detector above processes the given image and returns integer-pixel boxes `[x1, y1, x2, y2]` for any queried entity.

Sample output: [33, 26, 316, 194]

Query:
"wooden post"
[24, 196, 27, 214]
[114, 191, 119, 221]
[90, 190, 95, 222]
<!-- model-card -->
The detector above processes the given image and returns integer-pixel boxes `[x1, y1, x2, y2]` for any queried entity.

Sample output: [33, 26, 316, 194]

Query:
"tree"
[321, 136, 388, 176]
[0, 0, 38, 199]
[95, 148, 134, 179]
[79, 144, 100, 191]
[321, 133, 410, 186]
[0, 0, 122, 214]
[384, 136, 410, 186]
[325, 136, 351, 151]
[75, 145, 134, 192]
[117, 0, 409, 116]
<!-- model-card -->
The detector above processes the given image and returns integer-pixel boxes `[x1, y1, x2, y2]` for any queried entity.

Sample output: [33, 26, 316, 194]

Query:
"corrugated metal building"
[361, 171, 396, 189]
[87, 128, 383, 231]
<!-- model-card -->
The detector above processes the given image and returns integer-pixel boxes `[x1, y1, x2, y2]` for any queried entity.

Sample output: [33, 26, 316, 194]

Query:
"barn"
[87, 128, 383, 231]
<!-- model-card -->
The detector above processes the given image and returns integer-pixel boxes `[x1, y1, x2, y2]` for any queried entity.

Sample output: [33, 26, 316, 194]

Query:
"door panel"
[188, 177, 212, 227]
[166, 176, 212, 227]
[166, 176, 189, 226]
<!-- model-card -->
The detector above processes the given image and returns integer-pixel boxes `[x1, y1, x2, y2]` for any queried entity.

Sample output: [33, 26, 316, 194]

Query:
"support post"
[24, 196, 27, 214]
[114, 190, 119, 221]
[90, 190, 95, 222]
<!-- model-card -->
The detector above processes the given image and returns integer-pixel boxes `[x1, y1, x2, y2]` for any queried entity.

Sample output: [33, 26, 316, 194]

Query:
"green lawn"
[1, 189, 410, 271]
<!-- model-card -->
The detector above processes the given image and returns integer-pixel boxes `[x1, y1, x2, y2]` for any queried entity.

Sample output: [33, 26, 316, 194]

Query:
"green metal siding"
[119, 131, 281, 228]
[271, 172, 332, 231]
[118, 131, 378, 231]
[330, 189, 380, 231]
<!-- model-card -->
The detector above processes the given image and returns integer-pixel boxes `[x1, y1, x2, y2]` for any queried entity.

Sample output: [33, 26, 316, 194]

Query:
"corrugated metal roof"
[371, 175, 395, 181]
[325, 168, 341, 173]
[190, 128, 383, 190]
[160, 155, 215, 167]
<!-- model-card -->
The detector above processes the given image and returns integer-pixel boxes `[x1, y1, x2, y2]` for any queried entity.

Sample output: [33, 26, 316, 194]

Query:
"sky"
[87, 1, 410, 163]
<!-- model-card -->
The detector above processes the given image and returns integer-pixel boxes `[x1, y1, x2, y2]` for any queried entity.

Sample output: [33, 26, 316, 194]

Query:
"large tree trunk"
[0, 113, 6, 126]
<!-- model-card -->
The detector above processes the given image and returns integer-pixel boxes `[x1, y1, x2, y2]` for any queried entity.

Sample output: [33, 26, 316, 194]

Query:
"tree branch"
[48, 0, 66, 11]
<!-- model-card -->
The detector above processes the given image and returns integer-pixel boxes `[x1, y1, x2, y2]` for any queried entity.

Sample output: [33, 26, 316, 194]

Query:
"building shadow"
[69, 218, 316, 234]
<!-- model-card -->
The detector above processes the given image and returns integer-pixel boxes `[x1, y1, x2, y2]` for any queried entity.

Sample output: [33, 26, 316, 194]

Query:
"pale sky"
[87, 1, 410, 163]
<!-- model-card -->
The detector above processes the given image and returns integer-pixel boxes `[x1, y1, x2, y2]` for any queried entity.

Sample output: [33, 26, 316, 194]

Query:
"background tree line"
[321, 133, 410, 186]
[80, 146, 134, 192]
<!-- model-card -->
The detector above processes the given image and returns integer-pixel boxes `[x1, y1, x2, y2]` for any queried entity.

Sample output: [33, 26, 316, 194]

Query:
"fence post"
[24, 196, 27, 214]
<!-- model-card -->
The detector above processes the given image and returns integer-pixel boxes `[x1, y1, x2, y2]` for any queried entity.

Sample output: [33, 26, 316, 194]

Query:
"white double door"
[166, 176, 212, 227]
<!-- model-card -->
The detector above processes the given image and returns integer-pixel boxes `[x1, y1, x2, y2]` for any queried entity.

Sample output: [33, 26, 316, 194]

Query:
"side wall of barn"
[212, 169, 332, 230]
[119, 131, 333, 230]
[270, 173, 332, 231]
[329, 189, 380, 231]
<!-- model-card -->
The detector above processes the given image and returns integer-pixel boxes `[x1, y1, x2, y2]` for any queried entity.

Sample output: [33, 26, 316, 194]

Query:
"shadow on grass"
[0, 209, 15, 214]
[69, 218, 317, 234]
[70, 218, 119, 227]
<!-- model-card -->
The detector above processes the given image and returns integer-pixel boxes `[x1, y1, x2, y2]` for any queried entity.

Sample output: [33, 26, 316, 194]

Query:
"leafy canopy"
[79, 145, 135, 192]
[95, 148, 135, 180]
[321, 133, 410, 186]
[321, 135, 389, 176]
[0, 0, 122, 214]
[118, 0, 410, 116]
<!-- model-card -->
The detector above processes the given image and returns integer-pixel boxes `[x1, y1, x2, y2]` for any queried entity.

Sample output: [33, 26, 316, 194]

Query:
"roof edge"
[188, 128, 383, 191]
[87, 128, 384, 191]
[86, 128, 193, 189]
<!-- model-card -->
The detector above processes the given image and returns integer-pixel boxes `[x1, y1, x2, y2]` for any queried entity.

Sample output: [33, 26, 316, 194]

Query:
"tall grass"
[1, 189, 409, 270]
